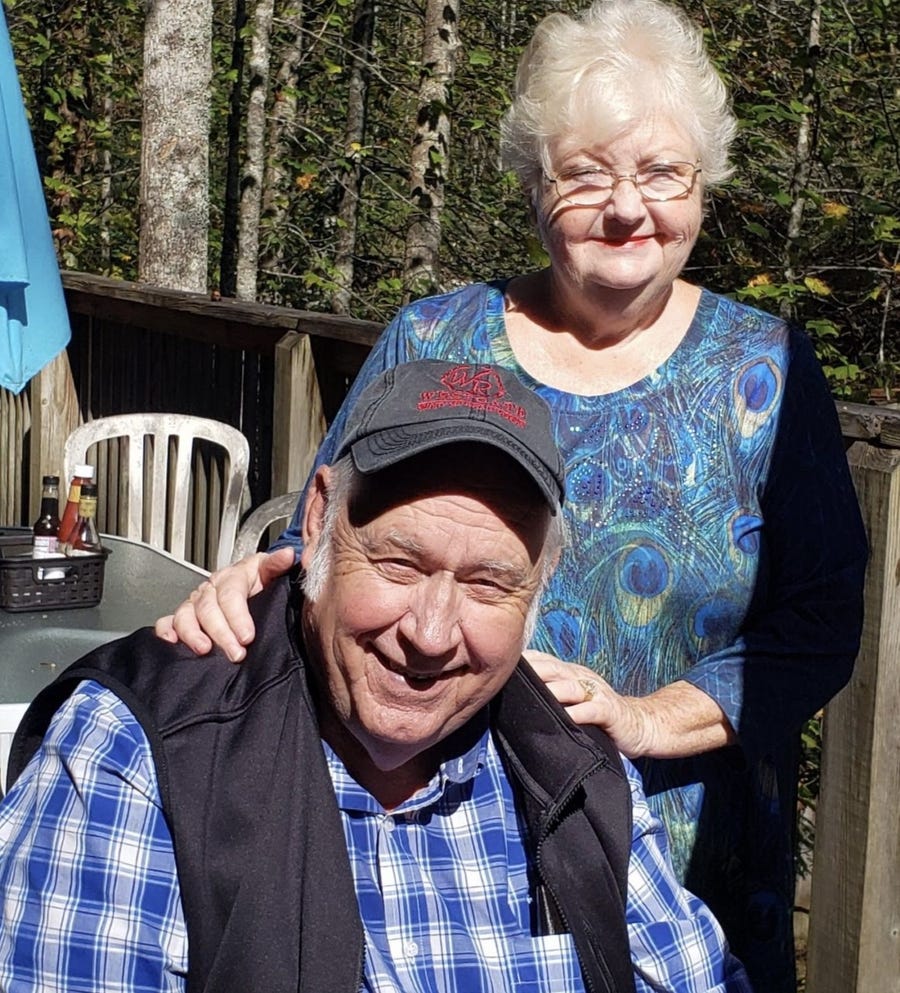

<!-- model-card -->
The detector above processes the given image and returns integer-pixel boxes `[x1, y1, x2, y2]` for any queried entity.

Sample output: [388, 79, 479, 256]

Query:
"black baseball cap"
[334, 360, 565, 512]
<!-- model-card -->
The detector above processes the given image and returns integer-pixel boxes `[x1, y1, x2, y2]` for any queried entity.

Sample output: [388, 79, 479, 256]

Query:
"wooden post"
[271, 332, 327, 498]
[806, 440, 900, 993]
[27, 349, 80, 519]
[0, 386, 28, 523]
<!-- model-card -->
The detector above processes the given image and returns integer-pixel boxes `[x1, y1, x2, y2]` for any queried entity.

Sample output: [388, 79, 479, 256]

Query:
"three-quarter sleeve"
[682, 330, 867, 759]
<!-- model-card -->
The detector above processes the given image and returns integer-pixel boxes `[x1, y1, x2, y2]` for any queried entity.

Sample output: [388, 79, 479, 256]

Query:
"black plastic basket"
[0, 535, 110, 612]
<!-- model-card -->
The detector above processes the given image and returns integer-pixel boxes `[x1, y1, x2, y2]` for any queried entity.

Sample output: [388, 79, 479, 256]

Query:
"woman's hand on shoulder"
[524, 651, 655, 758]
[525, 650, 736, 759]
[154, 547, 296, 662]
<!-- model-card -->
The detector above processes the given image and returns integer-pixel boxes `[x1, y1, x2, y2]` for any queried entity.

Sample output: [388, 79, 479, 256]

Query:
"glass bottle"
[32, 475, 61, 558]
[63, 482, 103, 556]
[59, 463, 95, 546]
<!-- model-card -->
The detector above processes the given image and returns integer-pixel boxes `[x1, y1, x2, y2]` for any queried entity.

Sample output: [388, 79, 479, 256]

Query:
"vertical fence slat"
[272, 332, 326, 496]
[27, 350, 79, 518]
[806, 440, 900, 993]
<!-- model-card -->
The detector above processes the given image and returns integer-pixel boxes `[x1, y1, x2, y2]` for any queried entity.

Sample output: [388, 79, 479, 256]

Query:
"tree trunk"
[331, 0, 376, 315]
[99, 93, 113, 271]
[219, 0, 249, 298]
[402, 0, 460, 302]
[139, 0, 212, 292]
[781, 0, 822, 315]
[259, 4, 305, 293]
[235, 0, 275, 302]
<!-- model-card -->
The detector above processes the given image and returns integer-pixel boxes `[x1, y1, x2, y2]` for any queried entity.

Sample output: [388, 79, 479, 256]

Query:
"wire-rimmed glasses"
[544, 161, 702, 207]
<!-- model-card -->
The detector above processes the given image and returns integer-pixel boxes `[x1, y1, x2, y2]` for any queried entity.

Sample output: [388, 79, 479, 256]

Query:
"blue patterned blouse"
[272, 280, 866, 989]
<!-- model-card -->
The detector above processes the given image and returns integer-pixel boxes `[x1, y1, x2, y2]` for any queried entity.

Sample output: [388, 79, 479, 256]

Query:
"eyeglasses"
[544, 161, 702, 207]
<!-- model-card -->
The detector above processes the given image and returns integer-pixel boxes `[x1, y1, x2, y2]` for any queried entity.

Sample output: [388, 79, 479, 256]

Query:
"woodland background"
[4, 0, 899, 398]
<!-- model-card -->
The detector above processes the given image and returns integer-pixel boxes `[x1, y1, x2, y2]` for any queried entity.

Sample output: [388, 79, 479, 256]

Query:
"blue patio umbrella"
[0, 3, 70, 395]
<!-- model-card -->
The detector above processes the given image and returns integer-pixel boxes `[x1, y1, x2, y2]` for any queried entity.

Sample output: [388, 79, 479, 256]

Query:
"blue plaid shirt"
[0, 681, 750, 992]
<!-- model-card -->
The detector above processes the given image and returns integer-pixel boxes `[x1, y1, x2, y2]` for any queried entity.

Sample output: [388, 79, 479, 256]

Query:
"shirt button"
[382, 815, 395, 833]
[404, 940, 419, 958]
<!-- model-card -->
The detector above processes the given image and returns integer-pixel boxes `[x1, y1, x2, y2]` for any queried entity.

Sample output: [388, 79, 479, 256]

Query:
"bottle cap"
[42, 475, 60, 485]
[81, 483, 98, 497]
[74, 464, 95, 478]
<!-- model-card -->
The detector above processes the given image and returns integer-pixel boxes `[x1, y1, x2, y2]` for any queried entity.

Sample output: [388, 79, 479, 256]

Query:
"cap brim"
[349, 422, 563, 512]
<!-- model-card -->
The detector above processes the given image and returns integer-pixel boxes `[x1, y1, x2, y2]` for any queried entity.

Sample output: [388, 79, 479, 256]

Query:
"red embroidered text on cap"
[416, 365, 527, 428]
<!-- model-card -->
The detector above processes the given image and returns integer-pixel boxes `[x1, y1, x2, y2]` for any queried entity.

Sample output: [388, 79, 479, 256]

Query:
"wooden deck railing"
[1, 272, 381, 565]
[806, 405, 900, 993]
[1, 271, 898, 990]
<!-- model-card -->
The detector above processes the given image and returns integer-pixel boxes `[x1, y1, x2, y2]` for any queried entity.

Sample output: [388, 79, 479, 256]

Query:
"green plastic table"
[0, 529, 208, 783]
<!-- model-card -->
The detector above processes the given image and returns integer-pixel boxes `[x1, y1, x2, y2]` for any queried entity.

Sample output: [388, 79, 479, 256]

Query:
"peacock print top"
[274, 280, 866, 990]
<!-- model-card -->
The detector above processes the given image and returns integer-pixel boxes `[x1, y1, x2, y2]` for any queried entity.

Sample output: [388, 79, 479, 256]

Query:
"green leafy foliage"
[796, 713, 822, 879]
[5, 0, 898, 389]
[6, 0, 144, 277]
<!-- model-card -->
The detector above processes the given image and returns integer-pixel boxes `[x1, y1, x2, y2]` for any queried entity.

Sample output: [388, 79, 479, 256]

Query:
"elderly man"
[0, 361, 749, 993]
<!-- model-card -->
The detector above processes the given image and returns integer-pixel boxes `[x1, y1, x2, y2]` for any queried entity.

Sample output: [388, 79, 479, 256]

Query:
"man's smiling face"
[300, 445, 551, 787]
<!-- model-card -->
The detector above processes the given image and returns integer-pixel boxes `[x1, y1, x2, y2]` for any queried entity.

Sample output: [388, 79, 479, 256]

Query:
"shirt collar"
[323, 716, 491, 815]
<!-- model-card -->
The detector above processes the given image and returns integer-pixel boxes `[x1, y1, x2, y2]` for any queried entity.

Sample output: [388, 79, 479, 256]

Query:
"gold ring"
[578, 677, 598, 703]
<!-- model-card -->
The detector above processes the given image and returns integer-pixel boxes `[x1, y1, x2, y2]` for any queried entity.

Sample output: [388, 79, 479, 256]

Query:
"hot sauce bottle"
[59, 463, 95, 545]
[62, 482, 103, 556]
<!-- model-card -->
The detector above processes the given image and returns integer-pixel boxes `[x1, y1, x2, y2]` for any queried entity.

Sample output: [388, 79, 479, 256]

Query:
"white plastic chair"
[231, 490, 301, 563]
[64, 413, 250, 570]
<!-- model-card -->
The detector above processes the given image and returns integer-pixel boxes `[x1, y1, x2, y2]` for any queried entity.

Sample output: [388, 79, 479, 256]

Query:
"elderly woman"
[158, 1, 867, 989]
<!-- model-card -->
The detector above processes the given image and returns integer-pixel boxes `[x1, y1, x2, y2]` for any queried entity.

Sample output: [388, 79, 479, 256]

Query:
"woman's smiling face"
[537, 116, 703, 300]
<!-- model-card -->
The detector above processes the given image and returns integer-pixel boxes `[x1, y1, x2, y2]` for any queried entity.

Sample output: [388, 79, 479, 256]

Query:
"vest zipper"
[534, 763, 617, 993]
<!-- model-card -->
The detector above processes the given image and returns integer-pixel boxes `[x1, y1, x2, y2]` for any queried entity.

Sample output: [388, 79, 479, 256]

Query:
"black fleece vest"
[9, 575, 637, 993]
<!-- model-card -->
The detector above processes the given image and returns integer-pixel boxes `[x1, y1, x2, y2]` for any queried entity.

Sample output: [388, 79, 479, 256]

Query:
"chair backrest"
[231, 490, 302, 563]
[64, 413, 250, 571]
